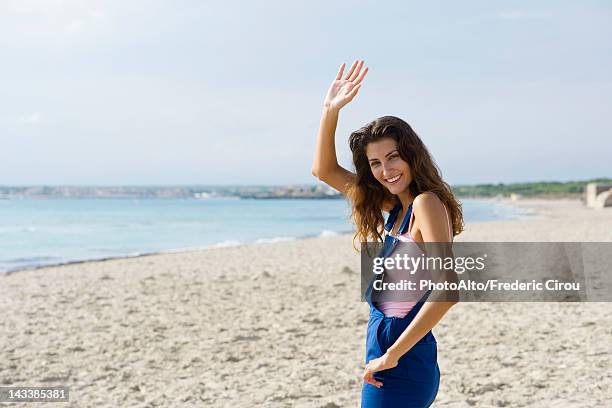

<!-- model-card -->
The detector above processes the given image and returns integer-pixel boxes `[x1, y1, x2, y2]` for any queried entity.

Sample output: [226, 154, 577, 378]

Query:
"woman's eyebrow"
[368, 150, 398, 162]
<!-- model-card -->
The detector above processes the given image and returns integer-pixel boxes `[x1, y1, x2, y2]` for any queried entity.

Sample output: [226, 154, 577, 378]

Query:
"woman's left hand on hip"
[362, 352, 399, 388]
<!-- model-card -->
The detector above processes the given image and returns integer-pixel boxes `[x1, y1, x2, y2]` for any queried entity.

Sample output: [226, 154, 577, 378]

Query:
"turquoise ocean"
[0, 198, 527, 273]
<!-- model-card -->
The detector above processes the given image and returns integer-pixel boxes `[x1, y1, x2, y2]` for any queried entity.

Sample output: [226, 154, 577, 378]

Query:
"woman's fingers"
[344, 60, 359, 80]
[362, 368, 383, 388]
[335, 63, 346, 80]
[348, 60, 364, 82]
[345, 83, 362, 101]
[363, 362, 382, 388]
[353, 66, 368, 86]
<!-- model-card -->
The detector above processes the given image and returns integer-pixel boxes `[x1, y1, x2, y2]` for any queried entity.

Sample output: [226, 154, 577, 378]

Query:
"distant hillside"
[453, 178, 612, 199]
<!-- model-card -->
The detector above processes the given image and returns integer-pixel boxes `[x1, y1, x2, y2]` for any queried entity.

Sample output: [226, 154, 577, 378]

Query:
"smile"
[385, 174, 402, 184]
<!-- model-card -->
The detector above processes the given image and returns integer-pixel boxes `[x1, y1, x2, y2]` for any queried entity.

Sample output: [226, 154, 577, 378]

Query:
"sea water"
[0, 197, 527, 273]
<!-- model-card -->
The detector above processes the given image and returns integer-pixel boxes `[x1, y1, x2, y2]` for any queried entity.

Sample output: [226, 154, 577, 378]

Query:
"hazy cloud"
[499, 10, 525, 20]
[17, 112, 42, 125]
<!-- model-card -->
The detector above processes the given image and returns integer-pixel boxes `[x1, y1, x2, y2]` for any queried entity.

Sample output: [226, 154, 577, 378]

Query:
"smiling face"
[365, 137, 412, 195]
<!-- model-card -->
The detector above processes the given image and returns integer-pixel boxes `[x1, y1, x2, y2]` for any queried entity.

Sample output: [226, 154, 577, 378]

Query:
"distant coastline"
[1, 178, 609, 200]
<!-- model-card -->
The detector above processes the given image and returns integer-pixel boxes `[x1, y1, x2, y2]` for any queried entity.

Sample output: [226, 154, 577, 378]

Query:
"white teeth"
[386, 174, 401, 183]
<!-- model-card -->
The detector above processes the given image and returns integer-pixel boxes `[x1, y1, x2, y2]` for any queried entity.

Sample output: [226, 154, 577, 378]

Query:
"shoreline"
[0, 229, 353, 276]
[1, 197, 542, 276]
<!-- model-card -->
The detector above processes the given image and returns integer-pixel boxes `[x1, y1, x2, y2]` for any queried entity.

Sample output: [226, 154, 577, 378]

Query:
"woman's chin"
[386, 183, 408, 195]
[386, 185, 401, 194]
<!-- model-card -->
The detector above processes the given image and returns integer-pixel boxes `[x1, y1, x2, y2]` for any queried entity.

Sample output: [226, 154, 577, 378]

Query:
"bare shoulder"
[413, 192, 446, 218]
[412, 192, 451, 241]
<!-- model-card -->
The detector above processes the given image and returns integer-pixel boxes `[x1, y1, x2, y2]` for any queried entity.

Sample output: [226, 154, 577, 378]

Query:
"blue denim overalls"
[361, 203, 440, 408]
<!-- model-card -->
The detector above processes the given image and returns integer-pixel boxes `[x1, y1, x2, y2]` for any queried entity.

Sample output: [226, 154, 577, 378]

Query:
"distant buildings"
[233, 184, 341, 199]
[0, 184, 342, 200]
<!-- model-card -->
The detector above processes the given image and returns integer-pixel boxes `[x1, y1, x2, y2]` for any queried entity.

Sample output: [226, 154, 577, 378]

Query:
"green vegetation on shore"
[453, 178, 612, 199]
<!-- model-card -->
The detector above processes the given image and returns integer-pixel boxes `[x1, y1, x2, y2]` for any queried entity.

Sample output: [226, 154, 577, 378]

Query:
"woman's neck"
[397, 191, 414, 212]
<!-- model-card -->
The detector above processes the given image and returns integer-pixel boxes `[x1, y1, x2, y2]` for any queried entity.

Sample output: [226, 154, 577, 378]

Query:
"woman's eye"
[371, 162, 380, 168]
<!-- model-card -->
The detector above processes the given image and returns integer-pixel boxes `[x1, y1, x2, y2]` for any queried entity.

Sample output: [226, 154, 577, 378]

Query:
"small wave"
[159, 245, 210, 254]
[254, 236, 295, 244]
[4, 256, 59, 264]
[0, 226, 38, 233]
[211, 240, 242, 248]
[318, 230, 339, 237]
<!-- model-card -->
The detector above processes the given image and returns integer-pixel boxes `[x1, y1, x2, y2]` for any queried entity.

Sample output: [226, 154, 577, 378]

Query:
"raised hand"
[323, 59, 368, 112]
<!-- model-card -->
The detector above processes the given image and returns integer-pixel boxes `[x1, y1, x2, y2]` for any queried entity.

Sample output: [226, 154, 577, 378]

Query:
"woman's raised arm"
[311, 60, 367, 196]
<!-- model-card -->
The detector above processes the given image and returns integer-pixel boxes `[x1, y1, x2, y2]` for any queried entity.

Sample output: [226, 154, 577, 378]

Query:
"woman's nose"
[381, 163, 393, 176]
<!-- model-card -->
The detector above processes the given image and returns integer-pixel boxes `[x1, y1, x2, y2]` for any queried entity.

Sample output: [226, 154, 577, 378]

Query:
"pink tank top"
[377, 193, 454, 318]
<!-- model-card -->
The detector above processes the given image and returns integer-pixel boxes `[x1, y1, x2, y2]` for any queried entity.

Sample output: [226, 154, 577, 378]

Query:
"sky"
[1, 0, 611, 186]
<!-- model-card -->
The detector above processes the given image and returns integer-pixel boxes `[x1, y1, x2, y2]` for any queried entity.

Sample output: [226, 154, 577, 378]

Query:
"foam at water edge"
[254, 236, 295, 244]
[211, 240, 242, 248]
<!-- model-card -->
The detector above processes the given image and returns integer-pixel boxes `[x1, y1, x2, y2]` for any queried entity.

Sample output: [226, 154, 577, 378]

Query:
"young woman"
[312, 60, 464, 407]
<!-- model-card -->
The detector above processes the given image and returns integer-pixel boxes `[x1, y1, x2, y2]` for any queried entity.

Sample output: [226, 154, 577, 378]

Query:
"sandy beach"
[1, 198, 611, 407]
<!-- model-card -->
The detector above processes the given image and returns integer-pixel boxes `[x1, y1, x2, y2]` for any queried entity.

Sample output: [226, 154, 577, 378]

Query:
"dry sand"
[1, 198, 611, 407]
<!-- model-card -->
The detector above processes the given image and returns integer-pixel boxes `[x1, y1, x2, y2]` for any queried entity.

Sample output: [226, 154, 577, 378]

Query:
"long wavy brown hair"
[346, 115, 464, 249]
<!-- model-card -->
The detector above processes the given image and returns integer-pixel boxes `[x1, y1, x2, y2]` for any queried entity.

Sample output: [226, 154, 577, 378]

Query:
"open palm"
[324, 60, 368, 111]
